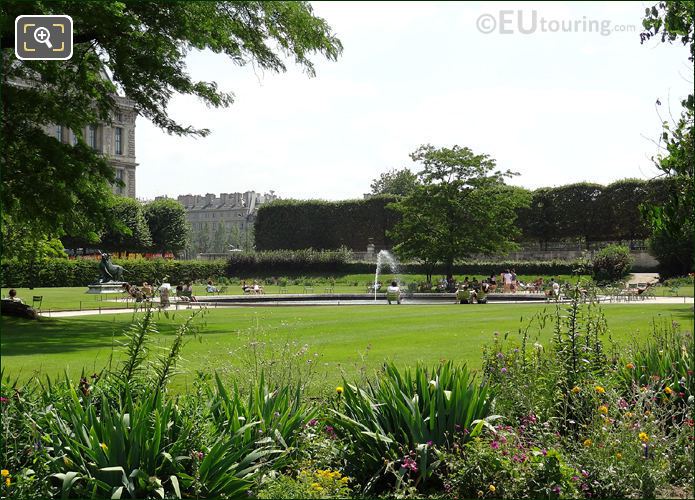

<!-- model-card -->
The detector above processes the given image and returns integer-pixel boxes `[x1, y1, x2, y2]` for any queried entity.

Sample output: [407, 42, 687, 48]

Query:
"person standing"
[502, 269, 513, 292]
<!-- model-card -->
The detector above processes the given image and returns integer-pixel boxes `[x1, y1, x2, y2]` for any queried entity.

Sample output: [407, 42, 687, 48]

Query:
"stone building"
[173, 191, 278, 252]
[49, 95, 138, 198]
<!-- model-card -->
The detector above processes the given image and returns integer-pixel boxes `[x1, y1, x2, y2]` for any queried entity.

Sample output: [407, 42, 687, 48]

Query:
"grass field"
[2, 302, 692, 394]
[6, 273, 690, 313]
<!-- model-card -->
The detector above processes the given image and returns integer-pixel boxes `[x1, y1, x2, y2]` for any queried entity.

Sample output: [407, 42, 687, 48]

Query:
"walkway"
[39, 296, 694, 318]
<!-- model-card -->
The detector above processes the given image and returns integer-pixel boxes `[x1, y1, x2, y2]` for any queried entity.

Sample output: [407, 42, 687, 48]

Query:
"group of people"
[450, 272, 563, 300]
[241, 280, 264, 294]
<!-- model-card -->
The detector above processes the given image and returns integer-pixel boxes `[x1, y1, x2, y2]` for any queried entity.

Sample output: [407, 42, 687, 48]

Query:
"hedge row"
[1, 259, 226, 288]
[3, 254, 591, 288]
[254, 196, 399, 251]
[254, 179, 674, 251]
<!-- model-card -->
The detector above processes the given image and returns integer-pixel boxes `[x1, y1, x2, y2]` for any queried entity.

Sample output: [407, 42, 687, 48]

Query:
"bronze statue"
[98, 252, 125, 283]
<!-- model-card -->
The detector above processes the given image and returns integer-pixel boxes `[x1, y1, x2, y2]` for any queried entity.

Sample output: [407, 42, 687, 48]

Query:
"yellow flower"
[488, 484, 496, 493]
[340, 476, 349, 484]
[336, 386, 344, 395]
[4, 478, 9, 487]
[616, 452, 622, 460]
[571, 386, 581, 394]
[0, 470, 7, 478]
[595, 385, 606, 394]
[626, 412, 633, 418]
[626, 362, 635, 369]
[598, 405, 608, 415]
[583, 439, 592, 447]
[311, 482, 323, 491]
[99, 442, 108, 451]
[639, 432, 649, 443]
[664, 386, 673, 395]
[477, 491, 484, 498]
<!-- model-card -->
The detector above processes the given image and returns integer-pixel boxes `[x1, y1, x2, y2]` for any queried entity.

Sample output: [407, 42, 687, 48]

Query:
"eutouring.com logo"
[476, 10, 636, 36]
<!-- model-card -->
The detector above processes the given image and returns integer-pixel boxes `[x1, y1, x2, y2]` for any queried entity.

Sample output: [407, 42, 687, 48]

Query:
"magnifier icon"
[33, 27, 53, 49]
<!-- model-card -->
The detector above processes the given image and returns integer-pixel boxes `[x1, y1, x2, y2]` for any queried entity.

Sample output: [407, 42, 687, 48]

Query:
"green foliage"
[258, 469, 352, 499]
[639, 2, 695, 276]
[370, 168, 420, 196]
[227, 248, 354, 274]
[254, 196, 399, 251]
[143, 199, 190, 256]
[389, 145, 530, 280]
[590, 244, 634, 282]
[1, 214, 67, 261]
[331, 361, 494, 489]
[101, 197, 153, 253]
[0, 258, 227, 288]
[1, 1, 342, 243]
[208, 372, 316, 452]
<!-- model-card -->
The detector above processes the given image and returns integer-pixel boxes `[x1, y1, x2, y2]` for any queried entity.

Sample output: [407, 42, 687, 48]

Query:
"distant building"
[166, 191, 278, 253]
[48, 95, 137, 198]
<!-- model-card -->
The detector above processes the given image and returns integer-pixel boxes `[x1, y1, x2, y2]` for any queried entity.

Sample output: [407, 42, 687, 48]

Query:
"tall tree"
[370, 168, 420, 196]
[144, 199, 190, 257]
[389, 145, 530, 282]
[640, 1, 694, 275]
[1, 1, 342, 243]
[100, 197, 152, 254]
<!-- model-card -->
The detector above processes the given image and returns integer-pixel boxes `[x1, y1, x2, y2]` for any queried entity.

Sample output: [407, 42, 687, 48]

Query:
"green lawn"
[2, 302, 692, 394]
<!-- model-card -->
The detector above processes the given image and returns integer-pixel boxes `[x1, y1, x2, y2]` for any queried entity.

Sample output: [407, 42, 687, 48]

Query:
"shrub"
[331, 361, 495, 490]
[590, 244, 633, 282]
[257, 469, 352, 499]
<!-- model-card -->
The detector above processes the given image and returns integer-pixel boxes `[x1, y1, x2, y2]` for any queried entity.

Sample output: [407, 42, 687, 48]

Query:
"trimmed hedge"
[254, 196, 400, 251]
[1, 259, 226, 288]
[255, 180, 674, 251]
[2, 255, 589, 288]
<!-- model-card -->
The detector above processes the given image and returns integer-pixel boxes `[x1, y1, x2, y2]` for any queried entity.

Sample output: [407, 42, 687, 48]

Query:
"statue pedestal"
[87, 283, 126, 294]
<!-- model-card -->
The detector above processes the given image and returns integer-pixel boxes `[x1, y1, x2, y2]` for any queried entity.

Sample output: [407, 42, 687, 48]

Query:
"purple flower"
[551, 485, 561, 494]
[571, 476, 580, 482]
[402, 456, 418, 473]
[581, 470, 589, 478]
[497, 352, 505, 359]
[501, 367, 508, 374]
[490, 441, 500, 450]
[0, 397, 8, 404]
[308, 418, 318, 427]
[426, 440, 433, 446]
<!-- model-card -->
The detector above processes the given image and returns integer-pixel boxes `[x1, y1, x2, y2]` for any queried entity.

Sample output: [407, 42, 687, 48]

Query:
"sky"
[136, 1, 693, 201]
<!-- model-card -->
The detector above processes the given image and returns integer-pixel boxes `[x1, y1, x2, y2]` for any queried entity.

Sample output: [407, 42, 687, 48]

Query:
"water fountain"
[373, 250, 402, 300]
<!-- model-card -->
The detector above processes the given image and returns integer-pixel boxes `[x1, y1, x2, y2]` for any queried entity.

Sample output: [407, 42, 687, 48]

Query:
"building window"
[88, 125, 98, 150]
[115, 169, 124, 195]
[115, 127, 123, 155]
[70, 130, 78, 145]
[55, 125, 63, 141]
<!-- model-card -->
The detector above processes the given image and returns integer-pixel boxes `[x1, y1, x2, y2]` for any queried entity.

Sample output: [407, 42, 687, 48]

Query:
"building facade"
[49, 95, 138, 198]
[173, 191, 278, 253]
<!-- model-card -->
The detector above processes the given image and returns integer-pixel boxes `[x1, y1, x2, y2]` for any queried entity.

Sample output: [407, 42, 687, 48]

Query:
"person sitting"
[184, 282, 198, 302]
[5, 289, 23, 304]
[532, 277, 544, 293]
[241, 280, 252, 294]
[252, 280, 264, 294]
[462, 277, 470, 289]
[487, 274, 497, 292]
[175, 285, 190, 302]
[547, 278, 560, 299]
[206, 280, 219, 293]
[141, 282, 154, 299]
[386, 280, 402, 304]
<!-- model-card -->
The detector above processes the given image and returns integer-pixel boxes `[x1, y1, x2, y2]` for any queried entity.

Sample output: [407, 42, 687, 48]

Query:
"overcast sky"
[136, 1, 693, 201]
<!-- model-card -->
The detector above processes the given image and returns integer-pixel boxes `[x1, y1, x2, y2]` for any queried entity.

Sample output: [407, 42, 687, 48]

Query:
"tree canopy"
[1, 1, 342, 250]
[369, 168, 420, 196]
[144, 198, 189, 257]
[639, 1, 694, 275]
[389, 145, 530, 281]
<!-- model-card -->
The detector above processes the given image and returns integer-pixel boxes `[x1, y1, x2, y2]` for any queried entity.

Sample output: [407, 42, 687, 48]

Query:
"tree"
[100, 197, 152, 254]
[389, 145, 530, 282]
[639, 1, 694, 275]
[1, 1, 342, 243]
[144, 199, 190, 257]
[370, 168, 420, 196]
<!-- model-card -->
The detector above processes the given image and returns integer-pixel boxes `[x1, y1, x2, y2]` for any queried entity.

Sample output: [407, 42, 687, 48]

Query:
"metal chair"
[32, 295, 43, 312]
